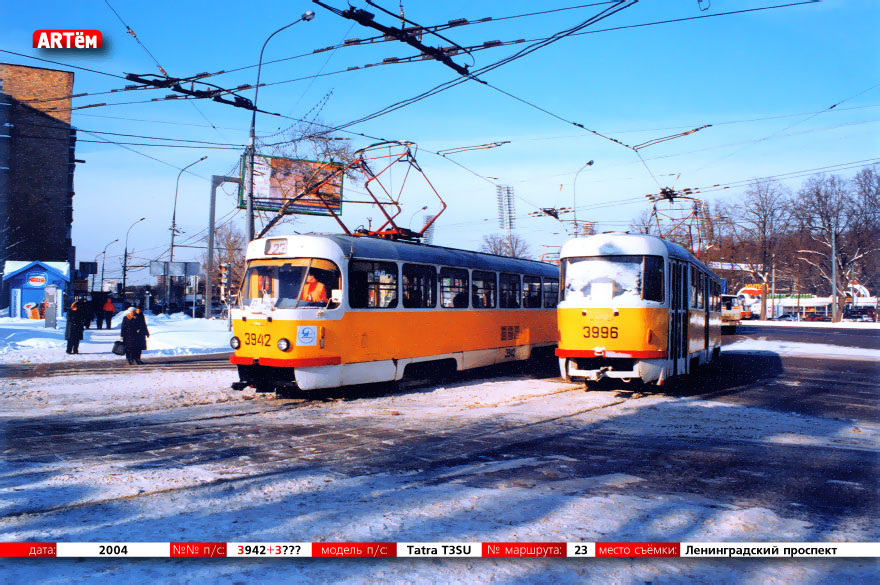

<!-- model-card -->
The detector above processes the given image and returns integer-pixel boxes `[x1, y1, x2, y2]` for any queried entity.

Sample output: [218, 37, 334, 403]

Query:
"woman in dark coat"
[120, 307, 150, 365]
[64, 301, 85, 354]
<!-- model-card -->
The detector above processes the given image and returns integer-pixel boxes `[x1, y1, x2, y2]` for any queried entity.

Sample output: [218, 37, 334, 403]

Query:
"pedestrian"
[64, 301, 85, 354]
[102, 297, 115, 329]
[93, 297, 104, 329]
[120, 307, 150, 365]
[83, 296, 94, 329]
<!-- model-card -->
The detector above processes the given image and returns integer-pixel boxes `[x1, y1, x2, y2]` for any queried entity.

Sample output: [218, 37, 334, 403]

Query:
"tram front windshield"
[242, 258, 340, 309]
[563, 255, 664, 303]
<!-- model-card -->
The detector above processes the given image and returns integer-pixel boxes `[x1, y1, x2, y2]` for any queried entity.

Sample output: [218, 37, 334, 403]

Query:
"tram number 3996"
[243, 332, 272, 346]
[583, 326, 618, 339]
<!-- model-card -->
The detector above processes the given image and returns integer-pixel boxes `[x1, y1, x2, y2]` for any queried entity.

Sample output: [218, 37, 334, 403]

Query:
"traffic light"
[220, 264, 228, 287]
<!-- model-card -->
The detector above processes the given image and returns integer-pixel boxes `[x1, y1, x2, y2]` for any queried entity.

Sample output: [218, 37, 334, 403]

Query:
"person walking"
[93, 297, 104, 329]
[83, 297, 94, 329]
[102, 297, 116, 329]
[120, 307, 150, 365]
[64, 301, 85, 354]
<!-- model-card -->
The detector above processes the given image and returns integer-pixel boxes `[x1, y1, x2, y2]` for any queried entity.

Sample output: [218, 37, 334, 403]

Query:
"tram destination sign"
[238, 154, 344, 216]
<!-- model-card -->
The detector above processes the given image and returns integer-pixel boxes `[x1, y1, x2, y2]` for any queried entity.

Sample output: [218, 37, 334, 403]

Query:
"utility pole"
[831, 215, 838, 322]
[122, 217, 146, 295]
[167, 156, 207, 314]
[98, 239, 118, 293]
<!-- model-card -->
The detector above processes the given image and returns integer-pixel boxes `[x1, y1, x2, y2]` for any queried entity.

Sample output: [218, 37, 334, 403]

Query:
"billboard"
[238, 154, 343, 216]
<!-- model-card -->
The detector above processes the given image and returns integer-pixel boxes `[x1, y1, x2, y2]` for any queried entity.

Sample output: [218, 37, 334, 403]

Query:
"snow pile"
[724, 338, 880, 360]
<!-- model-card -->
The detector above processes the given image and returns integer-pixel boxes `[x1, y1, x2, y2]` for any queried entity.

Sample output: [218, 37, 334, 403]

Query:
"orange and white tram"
[555, 233, 723, 385]
[229, 234, 560, 393]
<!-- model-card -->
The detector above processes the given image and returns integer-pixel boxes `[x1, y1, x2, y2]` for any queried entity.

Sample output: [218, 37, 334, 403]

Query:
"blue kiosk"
[2, 261, 69, 319]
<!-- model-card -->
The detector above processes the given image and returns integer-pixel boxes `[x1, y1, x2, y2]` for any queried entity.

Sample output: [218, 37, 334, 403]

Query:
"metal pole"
[572, 160, 594, 235]
[207, 176, 238, 319]
[831, 216, 838, 322]
[99, 239, 118, 293]
[168, 156, 207, 314]
[122, 217, 145, 295]
[246, 10, 315, 242]
[771, 264, 776, 319]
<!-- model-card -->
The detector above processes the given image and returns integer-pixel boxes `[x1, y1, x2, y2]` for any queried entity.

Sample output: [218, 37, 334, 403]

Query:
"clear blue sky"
[3, 0, 878, 283]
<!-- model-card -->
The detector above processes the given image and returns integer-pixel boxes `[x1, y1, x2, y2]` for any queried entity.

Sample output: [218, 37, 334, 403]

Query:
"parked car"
[772, 314, 797, 321]
[804, 314, 831, 322]
[846, 314, 873, 322]
[183, 304, 206, 318]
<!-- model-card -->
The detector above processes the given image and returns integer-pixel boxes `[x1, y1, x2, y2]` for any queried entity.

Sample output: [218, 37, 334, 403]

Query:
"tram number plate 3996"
[243, 332, 272, 346]
[582, 326, 618, 339]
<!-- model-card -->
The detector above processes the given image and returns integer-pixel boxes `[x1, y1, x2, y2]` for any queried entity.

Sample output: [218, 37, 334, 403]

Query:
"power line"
[103, 0, 169, 77]
[0, 49, 126, 79]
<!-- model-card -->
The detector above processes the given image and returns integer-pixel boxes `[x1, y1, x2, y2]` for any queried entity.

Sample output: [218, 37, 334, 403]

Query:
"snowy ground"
[0, 313, 232, 364]
[0, 317, 877, 583]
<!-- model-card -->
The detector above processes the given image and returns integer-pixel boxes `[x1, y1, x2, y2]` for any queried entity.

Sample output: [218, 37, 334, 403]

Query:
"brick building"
[0, 63, 77, 308]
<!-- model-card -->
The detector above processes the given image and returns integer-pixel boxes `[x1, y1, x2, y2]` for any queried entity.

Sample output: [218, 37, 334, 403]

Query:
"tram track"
[0, 383, 647, 518]
[0, 353, 236, 380]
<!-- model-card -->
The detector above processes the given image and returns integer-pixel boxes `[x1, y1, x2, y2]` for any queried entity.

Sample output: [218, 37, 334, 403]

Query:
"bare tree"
[792, 173, 874, 317]
[722, 179, 791, 316]
[850, 165, 880, 292]
[201, 223, 247, 299]
[480, 233, 532, 259]
[629, 209, 656, 235]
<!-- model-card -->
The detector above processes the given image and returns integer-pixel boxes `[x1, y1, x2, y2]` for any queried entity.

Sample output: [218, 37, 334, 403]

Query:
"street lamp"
[122, 217, 146, 295]
[572, 160, 594, 235]
[167, 156, 207, 313]
[99, 238, 119, 293]
[409, 205, 428, 230]
[245, 10, 315, 241]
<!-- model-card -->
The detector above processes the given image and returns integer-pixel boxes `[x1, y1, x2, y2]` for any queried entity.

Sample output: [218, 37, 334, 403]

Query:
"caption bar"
[0, 542, 877, 558]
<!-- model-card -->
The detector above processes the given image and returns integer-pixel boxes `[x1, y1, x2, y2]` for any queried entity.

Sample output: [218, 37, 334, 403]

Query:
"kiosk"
[2, 261, 69, 319]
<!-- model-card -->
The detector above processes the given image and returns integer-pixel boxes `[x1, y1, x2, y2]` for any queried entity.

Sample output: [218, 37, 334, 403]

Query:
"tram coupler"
[589, 366, 612, 383]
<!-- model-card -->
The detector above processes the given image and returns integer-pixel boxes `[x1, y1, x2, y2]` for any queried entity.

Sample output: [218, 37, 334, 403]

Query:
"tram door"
[704, 277, 710, 354]
[669, 261, 685, 376]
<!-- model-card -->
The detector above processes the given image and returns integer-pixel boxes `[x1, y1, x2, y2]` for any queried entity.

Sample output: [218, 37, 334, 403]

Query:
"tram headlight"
[230, 336, 241, 349]
[277, 338, 291, 352]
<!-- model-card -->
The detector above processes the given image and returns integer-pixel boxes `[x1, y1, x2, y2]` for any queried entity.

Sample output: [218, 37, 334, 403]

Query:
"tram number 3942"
[582, 326, 618, 339]
[243, 332, 272, 346]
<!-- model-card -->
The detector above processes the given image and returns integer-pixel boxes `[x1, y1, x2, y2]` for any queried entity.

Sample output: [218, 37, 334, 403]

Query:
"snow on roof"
[2, 260, 70, 280]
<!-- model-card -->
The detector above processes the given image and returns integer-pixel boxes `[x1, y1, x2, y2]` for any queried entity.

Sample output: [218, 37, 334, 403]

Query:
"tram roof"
[560, 233, 716, 275]
[249, 234, 559, 277]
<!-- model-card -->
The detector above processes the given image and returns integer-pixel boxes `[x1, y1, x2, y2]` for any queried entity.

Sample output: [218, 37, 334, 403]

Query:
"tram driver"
[301, 273, 328, 303]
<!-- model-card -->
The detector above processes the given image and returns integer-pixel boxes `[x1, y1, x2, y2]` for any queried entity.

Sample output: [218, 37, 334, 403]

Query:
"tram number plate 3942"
[582, 326, 618, 339]
[243, 332, 272, 346]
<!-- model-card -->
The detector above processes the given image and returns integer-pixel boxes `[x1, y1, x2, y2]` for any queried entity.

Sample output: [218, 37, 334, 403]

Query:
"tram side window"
[690, 266, 698, 308]
[440, 267, 469, 308]
[500, 273, 521, 308]
[403, 263, 437, 308]
[543, 277, 559, 308]
[472, 270, 497, 308]
[642, 256, 664, 302]
[523, 276, 542, 308]
[349, 260, 398, 309]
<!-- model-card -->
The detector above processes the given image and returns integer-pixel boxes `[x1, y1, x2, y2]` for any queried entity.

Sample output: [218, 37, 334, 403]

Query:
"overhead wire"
[103, 0, 169, 77]
[693, 80, 880, 174]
